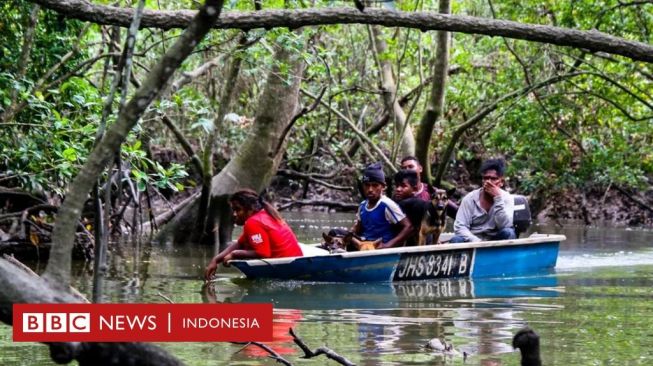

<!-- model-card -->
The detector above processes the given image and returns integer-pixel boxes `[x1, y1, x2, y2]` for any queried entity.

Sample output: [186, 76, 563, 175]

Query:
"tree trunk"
[157, 38, 308, 248]
[198, 33, 248, 241]
[415, 0, 450, 184]
[370, 25, 415, 159]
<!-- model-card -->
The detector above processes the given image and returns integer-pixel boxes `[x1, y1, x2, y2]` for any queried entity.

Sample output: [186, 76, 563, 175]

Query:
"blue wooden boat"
[229, 233, 565, 283]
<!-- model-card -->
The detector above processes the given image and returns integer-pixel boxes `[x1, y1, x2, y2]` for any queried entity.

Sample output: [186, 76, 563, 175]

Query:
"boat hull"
[229, 234, 564, 283]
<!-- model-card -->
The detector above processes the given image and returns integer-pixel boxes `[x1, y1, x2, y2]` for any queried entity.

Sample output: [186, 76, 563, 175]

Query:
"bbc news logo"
[23, 313, 91, 333]
[13, 303, 273, 342]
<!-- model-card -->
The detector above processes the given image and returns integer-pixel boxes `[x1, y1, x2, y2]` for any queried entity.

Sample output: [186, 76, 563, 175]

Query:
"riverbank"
[270, 167, 653, 227]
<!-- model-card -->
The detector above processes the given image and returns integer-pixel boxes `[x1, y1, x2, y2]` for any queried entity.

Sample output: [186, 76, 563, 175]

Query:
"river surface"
[2, 212, 653, 365]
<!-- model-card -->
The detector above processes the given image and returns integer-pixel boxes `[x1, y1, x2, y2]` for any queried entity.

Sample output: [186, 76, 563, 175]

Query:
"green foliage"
[435, 0, 653, 194]
[2, 0, 652, 205]
[0, 78, 98, 195]
[123, 140, 188, 192]
[0, 1, 99, 195]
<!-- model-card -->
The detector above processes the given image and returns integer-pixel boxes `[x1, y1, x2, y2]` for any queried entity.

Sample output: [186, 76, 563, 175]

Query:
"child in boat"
[399, 155, 459, 219]
[351, 162, 412, 249]
[393, 169, 429, 246]
[204, 189, 302, 281]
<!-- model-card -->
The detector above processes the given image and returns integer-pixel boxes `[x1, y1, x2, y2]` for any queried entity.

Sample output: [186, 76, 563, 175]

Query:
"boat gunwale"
[229, 234, 566, 267]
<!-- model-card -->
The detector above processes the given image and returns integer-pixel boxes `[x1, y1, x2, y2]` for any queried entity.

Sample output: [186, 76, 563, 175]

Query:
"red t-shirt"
[237, 210, 302, 258]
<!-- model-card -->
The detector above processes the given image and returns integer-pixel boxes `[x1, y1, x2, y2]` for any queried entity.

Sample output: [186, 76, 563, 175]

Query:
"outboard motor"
[512, 195, 532, 238]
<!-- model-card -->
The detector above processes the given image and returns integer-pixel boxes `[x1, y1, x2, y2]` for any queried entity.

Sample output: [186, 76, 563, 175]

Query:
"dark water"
[2, 212, 653, 365]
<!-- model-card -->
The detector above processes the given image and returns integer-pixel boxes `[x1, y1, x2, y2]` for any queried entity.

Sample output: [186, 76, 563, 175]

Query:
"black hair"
[400, 156, 421, 166]
[480, 158, 506, 177]
[229, 189, 283, 222]
[393, 169, 419, 188]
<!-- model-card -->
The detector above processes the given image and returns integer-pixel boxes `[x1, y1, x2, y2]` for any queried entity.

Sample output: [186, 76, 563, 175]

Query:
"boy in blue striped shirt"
[351, 163, 413, 249]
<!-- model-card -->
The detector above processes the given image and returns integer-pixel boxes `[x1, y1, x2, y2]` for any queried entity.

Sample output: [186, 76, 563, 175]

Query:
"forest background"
[1, 0, 652, 248]
[0, 0, 652, 364]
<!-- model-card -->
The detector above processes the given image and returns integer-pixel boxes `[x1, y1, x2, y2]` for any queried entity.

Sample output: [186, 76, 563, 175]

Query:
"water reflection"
[206, 276, 560, 310]
[5, 217, 653, 366]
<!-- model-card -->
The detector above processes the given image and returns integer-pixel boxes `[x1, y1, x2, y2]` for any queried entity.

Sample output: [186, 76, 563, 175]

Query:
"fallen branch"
[141, 191, 201, 234]
[27, 2, 653, 64]
[276, 169, 352, 191]
[290, 328, 356, 366]
[277, 168, 351, 181]
[156, 291, 174, 304]
[614, 185, 653, 213]
[0, 204, 58, 222]
[277, 199, 358, 211]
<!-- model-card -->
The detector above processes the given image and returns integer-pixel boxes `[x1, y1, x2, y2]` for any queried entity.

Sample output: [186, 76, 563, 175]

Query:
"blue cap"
[362, 162, 385, 185]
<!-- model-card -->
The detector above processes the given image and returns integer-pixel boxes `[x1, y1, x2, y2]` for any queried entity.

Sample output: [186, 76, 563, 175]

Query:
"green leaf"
[62, 148, 77, 161]
[137, 180, 147, 192]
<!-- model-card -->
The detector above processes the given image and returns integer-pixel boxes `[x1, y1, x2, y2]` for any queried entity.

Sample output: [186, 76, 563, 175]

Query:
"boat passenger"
[393, 169, 429, 246]
[450, 158, 516, 243]
[399, 156, 433, 201]
[351, 162, 412, 249]
[204, 189, 302, 281]
[399, 155, 458, 218]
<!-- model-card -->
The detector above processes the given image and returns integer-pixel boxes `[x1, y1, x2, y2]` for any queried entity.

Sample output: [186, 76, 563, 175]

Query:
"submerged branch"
[232, 342, 292, 366]
[290, 328, 356, 366]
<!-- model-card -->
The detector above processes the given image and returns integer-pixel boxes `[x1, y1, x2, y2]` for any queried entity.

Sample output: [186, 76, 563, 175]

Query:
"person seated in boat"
[399, 155, 459, 218]
[393, 169, 428, 246]
[204, 189, 303, 280]
[351, 162, 412, 249]
[450, 158, 516, 243]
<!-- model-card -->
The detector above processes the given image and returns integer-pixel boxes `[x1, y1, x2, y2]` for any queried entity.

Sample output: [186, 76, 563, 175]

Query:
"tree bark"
[198, 33, 248, 241]
[415, 0, 450, 184]
[27, 1, 653, 64]
[157, 38, 308, 247]
[370, 25, 415, 159]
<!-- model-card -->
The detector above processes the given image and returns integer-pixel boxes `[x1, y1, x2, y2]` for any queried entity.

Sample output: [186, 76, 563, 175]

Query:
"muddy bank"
[535, 186, 653, 227]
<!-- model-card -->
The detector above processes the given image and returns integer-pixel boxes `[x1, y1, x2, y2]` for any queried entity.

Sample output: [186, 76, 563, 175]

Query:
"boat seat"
[299, 243, 330, 257]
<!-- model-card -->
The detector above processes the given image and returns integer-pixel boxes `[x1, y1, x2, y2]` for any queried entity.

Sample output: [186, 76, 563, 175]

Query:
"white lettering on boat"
[394, 250, 473, 280]
[394, 278, 471, 299]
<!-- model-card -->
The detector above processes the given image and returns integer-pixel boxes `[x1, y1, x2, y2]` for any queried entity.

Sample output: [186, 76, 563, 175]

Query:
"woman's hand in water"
[204, 256, 220, 282]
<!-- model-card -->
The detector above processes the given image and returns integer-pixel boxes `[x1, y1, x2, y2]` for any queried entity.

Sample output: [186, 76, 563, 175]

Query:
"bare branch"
[289, 328, 356, 366]
[302, 89, 397, 174]
[276, 168, 352, 191]
[274, 86, 327, 157]
[232, 342, 292, 366]
[277, 199, 358, 211]
[160, 114, 204, 175]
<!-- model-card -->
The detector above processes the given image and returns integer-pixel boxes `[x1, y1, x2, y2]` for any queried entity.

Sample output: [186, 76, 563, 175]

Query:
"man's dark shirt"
[396, 197, 429, 246]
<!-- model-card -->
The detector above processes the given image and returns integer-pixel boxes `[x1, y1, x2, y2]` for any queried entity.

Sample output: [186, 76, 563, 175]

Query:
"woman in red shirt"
[204, 189, 302, 281]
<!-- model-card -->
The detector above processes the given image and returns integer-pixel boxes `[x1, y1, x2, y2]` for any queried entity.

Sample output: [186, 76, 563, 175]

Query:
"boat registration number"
[393, 249, 473, 280]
